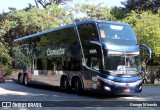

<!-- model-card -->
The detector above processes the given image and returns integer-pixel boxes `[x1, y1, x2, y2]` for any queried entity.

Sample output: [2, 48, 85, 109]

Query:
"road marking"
[121, 96, 149, 101]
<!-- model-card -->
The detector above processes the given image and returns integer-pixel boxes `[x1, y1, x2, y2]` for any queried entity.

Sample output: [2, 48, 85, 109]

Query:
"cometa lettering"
[47, 48, 65, 56]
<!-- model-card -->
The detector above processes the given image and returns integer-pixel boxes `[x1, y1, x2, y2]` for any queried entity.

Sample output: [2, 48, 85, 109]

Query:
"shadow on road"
[25, 81, 134, 99]
[0, 80, 134, 100]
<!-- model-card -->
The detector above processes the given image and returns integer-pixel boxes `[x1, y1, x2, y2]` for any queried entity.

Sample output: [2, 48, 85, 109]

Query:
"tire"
[76, 78, 83, 95]
[18, 74, 24, 85]
[24, 74, 29, 86]
[2, 79, 5, 83]
[18, 73, 21, 83]
[63, 76, 70, 93]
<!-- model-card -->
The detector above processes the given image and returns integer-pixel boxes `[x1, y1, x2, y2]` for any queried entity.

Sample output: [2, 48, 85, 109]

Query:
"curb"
[143, 84, 160, 86]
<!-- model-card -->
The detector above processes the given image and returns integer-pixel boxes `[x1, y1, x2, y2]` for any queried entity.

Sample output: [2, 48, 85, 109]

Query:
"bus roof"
[14, 20, 129, 42]
[76, 20, 129, 26]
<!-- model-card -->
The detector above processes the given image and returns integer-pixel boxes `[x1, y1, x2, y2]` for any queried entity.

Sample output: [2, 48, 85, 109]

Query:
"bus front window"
[104, 51, 141, 75]
[98, 23, 138, 45]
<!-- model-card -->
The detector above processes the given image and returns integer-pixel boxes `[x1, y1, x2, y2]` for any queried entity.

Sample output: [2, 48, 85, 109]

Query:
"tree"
[35, 0, 72, 8]
[0, 3, 73, 69]
[121, 0, 160, 13]
[110, 6, 126, 20]
[72, 3, 116, 21]
[123, 11, 160, 63]
[135, 11, 160, 61]
[123, 11, 160, 83]
[23, 4, 36, 11]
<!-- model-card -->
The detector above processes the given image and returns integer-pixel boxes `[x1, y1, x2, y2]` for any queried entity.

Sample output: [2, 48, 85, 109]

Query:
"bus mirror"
[140, 44, 152, 59]
[82, 58, 86, 66]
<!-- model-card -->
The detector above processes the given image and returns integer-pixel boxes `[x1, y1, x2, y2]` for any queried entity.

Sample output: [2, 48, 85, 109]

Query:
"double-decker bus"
[12, 20, 151, 94]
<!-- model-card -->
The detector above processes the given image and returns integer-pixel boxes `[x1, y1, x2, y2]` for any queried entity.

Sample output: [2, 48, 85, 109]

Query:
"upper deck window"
[98, 23, 138, 45]
[78, 23, 98, 41]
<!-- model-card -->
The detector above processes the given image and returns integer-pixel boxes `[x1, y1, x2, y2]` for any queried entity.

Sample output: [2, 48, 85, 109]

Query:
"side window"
[83, 43, 101, 71]
[60, 27, 77, 45]
[47, 27, 77, 45]
[46, 57, 81, 71]
[86, 57, 99, 71]
[78, 23, 98, 41]
[91, 57, 99, 71]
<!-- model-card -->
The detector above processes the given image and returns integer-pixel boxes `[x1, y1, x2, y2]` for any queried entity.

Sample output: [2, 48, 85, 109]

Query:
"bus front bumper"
[101, 78, 143, 93]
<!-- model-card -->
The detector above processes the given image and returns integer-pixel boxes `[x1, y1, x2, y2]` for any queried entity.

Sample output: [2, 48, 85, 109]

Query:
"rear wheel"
[0, 78, 5, 83]
[62, 76, 70, 93]
[2, 79, 5, 83]
[24, 74, 29, 86]
[18, 73, 24, 85]
[76, 78, 83, 95]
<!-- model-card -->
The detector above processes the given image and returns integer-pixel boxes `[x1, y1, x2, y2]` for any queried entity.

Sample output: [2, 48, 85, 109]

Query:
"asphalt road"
[0, 80, 160, 110]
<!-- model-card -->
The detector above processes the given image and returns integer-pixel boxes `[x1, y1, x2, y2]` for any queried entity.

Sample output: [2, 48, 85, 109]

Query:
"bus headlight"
[104, 86, 111, 91]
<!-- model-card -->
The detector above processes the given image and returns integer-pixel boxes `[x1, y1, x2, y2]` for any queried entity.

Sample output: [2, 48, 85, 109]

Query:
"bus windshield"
[104, 51, 141, 75]
[98, 23, 138, 45]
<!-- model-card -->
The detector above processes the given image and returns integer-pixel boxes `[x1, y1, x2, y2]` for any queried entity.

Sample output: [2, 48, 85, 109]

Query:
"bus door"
[81, 41, 102, 90]
[75, 23, 102, 90]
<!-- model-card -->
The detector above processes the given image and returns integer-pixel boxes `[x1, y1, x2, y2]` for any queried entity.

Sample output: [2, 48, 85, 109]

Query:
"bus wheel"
[3, 79, 5, 83]
[24, 74, 29, 86]
[76, 78, 83, 95]
[63, 76, 70, 93]
[18, 73, 24, 85]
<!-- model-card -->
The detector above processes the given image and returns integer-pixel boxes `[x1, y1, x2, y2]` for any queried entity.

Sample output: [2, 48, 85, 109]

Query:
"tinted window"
[35, 57, 80, 71]
[98, 23, 138, 45]
[47, 27, 77, 45]
[78, 23, 98, 41]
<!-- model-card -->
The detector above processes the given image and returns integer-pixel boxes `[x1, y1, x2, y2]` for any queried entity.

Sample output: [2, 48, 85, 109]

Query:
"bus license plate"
[123, 88, 130, 92]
